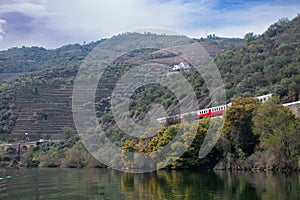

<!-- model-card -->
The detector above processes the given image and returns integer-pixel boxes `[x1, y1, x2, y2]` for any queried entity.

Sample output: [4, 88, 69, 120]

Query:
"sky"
[0, 0, 299, 50]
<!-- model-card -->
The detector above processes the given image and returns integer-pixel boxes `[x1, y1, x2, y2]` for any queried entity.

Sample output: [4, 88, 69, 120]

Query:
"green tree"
[39, 145, 60, 167]
[253, 97, 300, 170]
[21, 147, 39, 167]
[62, 126, 76, 139]
[222, 97, 260, 157]
[244, 32, 256, 42]
[62, 141, 90, 168]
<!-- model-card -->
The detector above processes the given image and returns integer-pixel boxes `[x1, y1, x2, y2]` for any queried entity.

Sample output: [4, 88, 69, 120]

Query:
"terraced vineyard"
[10, 84, 74, 141]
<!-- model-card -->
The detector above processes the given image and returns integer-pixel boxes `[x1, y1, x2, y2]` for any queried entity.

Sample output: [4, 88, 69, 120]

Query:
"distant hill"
[0, 41, 102, 73]
[0, 15, 300, 140]
[0, 36, 242, 74]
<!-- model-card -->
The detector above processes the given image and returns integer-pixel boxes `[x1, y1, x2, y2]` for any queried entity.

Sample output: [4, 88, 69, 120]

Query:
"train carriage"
[157, 94, 273, 123]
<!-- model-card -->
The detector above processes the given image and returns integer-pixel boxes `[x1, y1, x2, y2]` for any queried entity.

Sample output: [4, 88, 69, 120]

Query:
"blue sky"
[0, 0, 299, 50]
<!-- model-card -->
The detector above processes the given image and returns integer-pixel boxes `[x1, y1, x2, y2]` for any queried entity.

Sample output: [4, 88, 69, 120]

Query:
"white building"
[172, 62, 191, 71]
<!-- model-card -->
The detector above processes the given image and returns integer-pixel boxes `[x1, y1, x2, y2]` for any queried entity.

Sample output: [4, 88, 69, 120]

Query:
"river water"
[0, 168, 299, 200]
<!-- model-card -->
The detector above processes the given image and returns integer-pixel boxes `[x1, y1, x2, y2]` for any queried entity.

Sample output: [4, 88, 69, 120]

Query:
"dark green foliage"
[195, 36, 244, 48]
[0, 41, 102, 73]
[253, 97, 300, 170]
[0, 84, 17, 134]
[21, 146, 39, 167]
[222, 97, 261, 157]
[216, 15, 300, 100]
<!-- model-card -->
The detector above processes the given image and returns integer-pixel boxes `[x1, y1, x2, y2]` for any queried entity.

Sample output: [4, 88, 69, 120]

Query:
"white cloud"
[42, 0, 202, 39]
[0, 0, 299, 49]
[0, 19, 7, 40]
[0, 0, 205, 48]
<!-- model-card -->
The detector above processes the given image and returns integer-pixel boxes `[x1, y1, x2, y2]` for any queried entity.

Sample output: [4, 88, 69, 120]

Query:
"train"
[156, 94, 272, 123]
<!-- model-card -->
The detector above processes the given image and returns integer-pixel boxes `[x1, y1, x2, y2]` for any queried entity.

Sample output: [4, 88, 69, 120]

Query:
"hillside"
[0, 36, 239, 75]
[0, 67, 76, 141]
[215, 15, 300, 101]
[0, 15, 299, 141]
[0, 41, 102, 74]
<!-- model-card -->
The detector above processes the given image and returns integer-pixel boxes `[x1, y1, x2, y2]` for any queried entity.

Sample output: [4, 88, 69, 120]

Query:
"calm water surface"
[0, 168, 299, 200]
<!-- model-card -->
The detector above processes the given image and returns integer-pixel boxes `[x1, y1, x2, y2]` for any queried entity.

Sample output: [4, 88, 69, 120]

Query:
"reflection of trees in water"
[121, 170, 300, 200]
[2, 168, 299, 199]
[121, 170, 261, 200]
[245, 172, 300, 200]
[214, 171, 300, 200]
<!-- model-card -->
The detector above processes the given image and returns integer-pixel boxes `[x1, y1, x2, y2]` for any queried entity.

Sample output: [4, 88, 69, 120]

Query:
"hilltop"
[0, 35, 240, 79]
[0, 41, 102, 74]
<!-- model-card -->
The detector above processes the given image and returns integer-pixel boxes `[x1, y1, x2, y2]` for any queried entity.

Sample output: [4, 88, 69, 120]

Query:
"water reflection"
[121, 170, 300, 200]
[121, 170, 259, 200]
[0, 168, 299, 200]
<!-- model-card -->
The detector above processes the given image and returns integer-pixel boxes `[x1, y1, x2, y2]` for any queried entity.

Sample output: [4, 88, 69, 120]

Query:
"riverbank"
[1, 98, 300, 171]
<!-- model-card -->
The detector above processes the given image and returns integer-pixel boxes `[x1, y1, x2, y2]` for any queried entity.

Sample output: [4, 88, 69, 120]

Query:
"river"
[0, 168, 299, 199]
